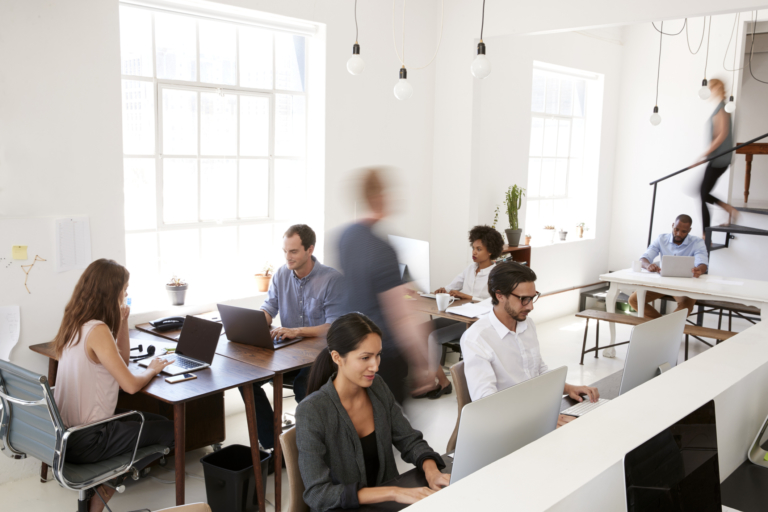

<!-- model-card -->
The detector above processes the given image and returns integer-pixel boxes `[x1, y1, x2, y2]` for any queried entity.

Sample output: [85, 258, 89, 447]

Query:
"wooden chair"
[445, 361, 472, 454]
[280, 427, 309, 512]
[156, 504, 212, 512]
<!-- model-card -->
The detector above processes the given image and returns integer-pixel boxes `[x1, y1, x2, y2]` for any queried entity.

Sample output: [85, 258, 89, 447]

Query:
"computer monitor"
[624, 400, 720, 511]
[388, 235, 430, 293]
[450, 366, 567, 484]
[620, 309, 687, 395]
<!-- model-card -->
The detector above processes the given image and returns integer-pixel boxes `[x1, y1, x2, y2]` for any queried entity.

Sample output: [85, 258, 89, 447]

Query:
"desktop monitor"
[388, 235, 430, 293]
[624, 400, 720, 511]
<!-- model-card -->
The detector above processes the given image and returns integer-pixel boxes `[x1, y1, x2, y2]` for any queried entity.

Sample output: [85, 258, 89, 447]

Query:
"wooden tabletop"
[215, 334, 327, 374]
[135, 310, 224, 341]
[410, 295, 479, 325]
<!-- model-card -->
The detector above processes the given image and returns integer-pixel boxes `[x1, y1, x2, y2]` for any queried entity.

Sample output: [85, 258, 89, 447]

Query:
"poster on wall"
[55, 217, 92, 273]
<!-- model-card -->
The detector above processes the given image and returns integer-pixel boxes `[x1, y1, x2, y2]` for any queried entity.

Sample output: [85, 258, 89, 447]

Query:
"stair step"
[705, 224, 768, 236]
[709, 243, 727, 251]
[730, 199, 768, 216]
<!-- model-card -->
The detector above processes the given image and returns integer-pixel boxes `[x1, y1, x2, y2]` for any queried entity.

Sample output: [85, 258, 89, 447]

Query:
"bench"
[575, 310, 737, 364]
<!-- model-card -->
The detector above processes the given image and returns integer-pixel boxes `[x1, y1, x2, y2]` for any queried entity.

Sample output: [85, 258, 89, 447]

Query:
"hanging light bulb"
[650, 106, 662, 126]
[347, 43, 364, 75]
[698, 78, 711, 100]
[393, 66, 413, 100]
[471, 41, 491, 79]
[724, 95, 736, 113]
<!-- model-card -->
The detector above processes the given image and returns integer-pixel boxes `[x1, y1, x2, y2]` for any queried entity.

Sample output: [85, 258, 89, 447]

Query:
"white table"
[599, 269, 767, 357]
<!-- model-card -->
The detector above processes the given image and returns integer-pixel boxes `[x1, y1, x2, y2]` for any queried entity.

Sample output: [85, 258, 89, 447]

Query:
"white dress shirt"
[460, 309, 548, 401]
[446, 262, 496, 301]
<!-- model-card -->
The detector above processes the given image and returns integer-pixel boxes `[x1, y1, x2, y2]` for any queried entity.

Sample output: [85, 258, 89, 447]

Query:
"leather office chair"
[445, 361, 472, 453]
[279, 427, 309, 512]
[0, 359, 170, 512]
[156, 504, 212, 512]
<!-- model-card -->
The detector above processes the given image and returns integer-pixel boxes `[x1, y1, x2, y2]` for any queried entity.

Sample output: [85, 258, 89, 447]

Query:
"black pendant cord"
[354, 0, 358, 43]
[480, 0, 486, 40]
[652, 19, 686, 36]
[686, 17, 705, 54]
[748, 10, 768, 85]
[703, 16, 712, 79]
[655, 22, 663, 107]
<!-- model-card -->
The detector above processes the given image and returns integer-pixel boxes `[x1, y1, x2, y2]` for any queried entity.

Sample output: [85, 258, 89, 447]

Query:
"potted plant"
[576, 222, 588, 238]
[255, 262, 274, 293]
[543, 225, 555, 244]
[558, 229, 568, 241]
[166, 276, 188, 306]
[524, 234, 532, 245]
[491, 205, 500, 230]
[503, 185, 525, 247]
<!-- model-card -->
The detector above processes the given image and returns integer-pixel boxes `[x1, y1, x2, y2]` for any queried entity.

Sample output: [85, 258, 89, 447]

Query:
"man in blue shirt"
[240, 224, 343, 454]
[629, 214, 709, 319]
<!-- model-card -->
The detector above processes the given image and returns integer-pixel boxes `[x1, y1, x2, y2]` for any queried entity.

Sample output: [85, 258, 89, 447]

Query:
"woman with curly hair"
[414, 225, 505, 399]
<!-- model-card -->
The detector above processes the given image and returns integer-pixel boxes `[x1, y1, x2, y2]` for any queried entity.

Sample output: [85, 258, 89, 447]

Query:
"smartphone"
[165, 373, 197, 384]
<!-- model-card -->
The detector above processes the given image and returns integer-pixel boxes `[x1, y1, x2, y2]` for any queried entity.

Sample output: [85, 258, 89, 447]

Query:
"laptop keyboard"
[174, 356, 203, 369]
[561, 398, 610, 417]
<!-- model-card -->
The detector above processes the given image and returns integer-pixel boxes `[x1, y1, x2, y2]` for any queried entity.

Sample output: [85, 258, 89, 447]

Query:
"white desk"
[599, 269, 767, 357]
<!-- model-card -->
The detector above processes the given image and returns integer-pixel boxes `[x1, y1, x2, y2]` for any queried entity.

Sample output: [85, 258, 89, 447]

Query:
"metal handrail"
[647, 131, 768, 246]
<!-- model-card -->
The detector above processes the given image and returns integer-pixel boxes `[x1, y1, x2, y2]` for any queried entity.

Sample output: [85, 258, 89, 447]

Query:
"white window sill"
[528, 236, 594, 248]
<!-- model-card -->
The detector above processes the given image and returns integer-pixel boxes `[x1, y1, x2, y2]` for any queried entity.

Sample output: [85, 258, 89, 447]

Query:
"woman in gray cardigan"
[296, 313, 449, 511]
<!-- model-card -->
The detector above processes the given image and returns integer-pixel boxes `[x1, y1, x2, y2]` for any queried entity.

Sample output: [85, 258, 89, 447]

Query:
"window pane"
[531, 74, 546, 113]
[121, 80, 155, 155]
[155, 13, 197, 81]
[201, 226, 237, 267]
[200, 92, 237, 156]
[539, 199, 554, 227]
[542, 118, 557, 157]
[529, 118, 544, 157]
[557, 119, 571, 158]
[527, 158, 541, 197]
[124, 158, 157, 230]
[554, 159, 568, 197]
[275, 94, 306, 157]
[240, 27, 273, 89]
[571, 118, 585, 158]
[162, 89, 198, 155]
[574, 80, 586, 117]
[553, 199, 568, 230]
[526, 200, 539, 235]
[559, 79, 573, 116]
[275, 33, 306, 92]
[540, 159, 555, 198]
[239, 160, 269, 218]
[163, 158, 198, 223]
[240, 96, 270, 156]
[199, 20, 237, 85]
[274, 159, 305, 219]
[545, 78, 559, 114]
[569, 158, 583, 197]
[159, 228, 199, 281]
[119, 7, 153, 77]
[239, 224, 273, 272]
[126, 232, 159, 295]
[200, 159, 237, 221]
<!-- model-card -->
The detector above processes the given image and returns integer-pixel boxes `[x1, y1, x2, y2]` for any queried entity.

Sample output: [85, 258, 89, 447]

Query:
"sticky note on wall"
[12, 246, 28, 260]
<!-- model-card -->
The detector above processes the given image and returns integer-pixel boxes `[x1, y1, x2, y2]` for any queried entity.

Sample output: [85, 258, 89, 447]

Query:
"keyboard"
[173, 357, 203, 369]
[561, 398, 610, 417]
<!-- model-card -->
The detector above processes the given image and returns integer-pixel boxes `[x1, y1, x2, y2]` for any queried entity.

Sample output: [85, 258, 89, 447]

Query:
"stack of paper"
[446, 298, 493, 318]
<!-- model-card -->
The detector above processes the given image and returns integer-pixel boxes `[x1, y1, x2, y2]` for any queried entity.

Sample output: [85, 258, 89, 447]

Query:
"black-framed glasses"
[509, 291, 541, 306]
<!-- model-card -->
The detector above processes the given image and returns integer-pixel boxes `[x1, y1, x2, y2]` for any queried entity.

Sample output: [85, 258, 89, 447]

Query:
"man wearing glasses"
[461, 262, 598, 427]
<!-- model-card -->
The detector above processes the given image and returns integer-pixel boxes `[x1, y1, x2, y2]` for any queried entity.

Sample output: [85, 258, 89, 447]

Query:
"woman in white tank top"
[52, 259, 175, 512]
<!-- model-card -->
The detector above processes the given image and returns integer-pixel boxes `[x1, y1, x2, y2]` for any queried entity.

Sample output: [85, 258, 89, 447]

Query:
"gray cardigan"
[296, 374, 444, 511]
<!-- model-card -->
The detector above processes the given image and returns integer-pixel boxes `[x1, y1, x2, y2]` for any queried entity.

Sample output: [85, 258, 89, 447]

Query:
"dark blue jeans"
[238, 367, 309, 450]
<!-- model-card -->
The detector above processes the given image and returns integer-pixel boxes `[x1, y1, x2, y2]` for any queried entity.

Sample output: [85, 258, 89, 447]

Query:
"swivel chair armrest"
[64, 410, 144, 434]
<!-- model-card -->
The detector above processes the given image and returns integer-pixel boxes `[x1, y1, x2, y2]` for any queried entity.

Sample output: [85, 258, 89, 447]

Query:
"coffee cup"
[631, 260, 642, 272]
[436, 293, 456, 312]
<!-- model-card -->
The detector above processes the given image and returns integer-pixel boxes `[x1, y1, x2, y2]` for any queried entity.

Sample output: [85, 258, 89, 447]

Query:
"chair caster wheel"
[159, 457, 167, 467]
[212, 443, 223, 452]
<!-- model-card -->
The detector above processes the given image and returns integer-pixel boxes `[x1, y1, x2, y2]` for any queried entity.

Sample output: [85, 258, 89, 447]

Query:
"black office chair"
[0, 359, 170, 512]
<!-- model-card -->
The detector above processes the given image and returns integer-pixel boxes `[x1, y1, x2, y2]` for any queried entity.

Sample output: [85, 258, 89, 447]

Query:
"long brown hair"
[53, 259, 129, 357]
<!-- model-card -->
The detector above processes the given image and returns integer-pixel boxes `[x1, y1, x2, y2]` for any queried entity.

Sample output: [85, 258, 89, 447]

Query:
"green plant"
[261, 262, 275, 276]
[504, 185, 525, 230]
[491, 205, 500, 230]
[167, 275, 186, 286]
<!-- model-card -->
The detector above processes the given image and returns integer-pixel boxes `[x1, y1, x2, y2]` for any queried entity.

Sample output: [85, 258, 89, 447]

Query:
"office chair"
[279, 427, 309, 512]
[445, 361, 472, 453]
[0, 359, 170, 512]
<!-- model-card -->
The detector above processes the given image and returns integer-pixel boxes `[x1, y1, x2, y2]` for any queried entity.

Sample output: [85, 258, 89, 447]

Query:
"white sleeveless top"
[53, 320, 120, 428]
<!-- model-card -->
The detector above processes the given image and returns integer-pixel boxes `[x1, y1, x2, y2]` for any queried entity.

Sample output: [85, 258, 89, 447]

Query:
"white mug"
[436, 293, 456, 312]
[631, 260, 642, 272]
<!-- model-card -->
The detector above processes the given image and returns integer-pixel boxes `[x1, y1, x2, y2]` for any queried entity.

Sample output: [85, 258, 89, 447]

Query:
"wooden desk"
[29, 333, 275, 510]
[502, 244, 532, 267]
[135, 310, 223, 341]
[410, 295, 478, 326]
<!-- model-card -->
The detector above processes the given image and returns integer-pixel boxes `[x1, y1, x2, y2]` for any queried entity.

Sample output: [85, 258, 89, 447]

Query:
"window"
[119, 4, 320, 311]
[525, 63, 603, 243]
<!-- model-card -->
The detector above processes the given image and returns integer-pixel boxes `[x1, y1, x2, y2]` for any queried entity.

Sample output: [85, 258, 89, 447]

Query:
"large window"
[119, 4, 319, 310]
[525, 63, 603, 243]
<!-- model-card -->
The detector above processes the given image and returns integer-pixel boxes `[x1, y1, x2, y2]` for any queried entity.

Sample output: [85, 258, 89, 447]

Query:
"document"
[446, 298, 493, 318]
[55, 217, 92, 273]
[11, 246, 28, 260]
[0, 305, 21, 362]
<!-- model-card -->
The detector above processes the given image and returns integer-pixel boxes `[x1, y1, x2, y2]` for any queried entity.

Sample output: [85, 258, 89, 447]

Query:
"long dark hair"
[306, 313, 383, 396]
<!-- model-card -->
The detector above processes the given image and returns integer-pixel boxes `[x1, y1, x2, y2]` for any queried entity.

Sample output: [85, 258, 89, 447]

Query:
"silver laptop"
[561, 309, 687, 417]
[139, 315, 222, 375]
[450, 366, 567, 484]
[660, 255, 696, 278]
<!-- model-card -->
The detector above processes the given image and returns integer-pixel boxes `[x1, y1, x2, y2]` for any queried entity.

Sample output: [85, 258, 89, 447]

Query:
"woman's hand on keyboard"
[564, 383, 600, 403]
[148, 357, 176, 375]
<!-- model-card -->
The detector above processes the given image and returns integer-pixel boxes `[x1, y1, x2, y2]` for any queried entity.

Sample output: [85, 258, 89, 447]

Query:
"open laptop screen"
[176, 316, 222, 364]
[624, 400, 720, 511]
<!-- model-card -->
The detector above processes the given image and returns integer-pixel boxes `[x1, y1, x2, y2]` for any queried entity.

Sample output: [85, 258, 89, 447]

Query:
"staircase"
[706, 200, 768, 253]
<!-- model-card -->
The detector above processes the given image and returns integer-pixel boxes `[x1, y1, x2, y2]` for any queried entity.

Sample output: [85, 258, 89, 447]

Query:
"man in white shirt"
[461, 262, 599, 427]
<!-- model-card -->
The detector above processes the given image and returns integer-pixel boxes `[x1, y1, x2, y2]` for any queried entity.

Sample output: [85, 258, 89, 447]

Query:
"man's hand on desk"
[692, 265, 707, 278]
[647, 263, 661, 273]
[270, 327, 300, 340]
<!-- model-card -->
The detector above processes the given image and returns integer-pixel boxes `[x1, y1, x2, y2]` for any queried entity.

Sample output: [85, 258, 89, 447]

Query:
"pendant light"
[393, 66, 413, 100]
[347, 0, 365, 75]
[650, 22, 664, 126]
[391, 0, 444, 100]
[698, 17, 712, 100]
[471, 0, 491, 79]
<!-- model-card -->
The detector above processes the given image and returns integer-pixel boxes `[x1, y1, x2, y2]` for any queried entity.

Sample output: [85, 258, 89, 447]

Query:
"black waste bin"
[200, 444, 271, 512]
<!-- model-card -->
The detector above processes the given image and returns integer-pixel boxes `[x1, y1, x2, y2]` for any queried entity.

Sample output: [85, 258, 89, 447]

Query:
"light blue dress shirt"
[641, 233, 709, 268]
[260, 256, 344, 328]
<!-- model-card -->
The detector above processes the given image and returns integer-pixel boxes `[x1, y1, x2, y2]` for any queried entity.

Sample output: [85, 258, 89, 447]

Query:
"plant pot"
[254, 274, 272, 293]
[544, 229, 555, 244]
[166, 284, 188, 306]
[505, 229, 523, 247]
[524, 236, 532, 245]
[558, 231, 568, 241]
[578, 226, 584, 238]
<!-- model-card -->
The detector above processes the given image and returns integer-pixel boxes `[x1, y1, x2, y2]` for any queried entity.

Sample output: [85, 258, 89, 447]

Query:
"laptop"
[217, 303, 303, 350]
[450, 366, 567, 484]
[561, 309, 687, 417]
[660, 255, 696, 278]
[139, 315, 222, 376]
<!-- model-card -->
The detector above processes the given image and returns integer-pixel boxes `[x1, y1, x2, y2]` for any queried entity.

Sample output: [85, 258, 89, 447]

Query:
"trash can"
[200, 444, 271, 512]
